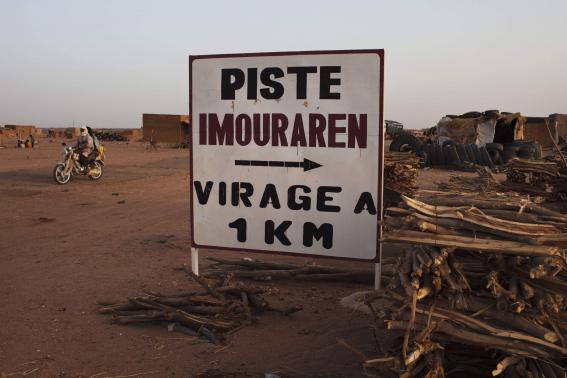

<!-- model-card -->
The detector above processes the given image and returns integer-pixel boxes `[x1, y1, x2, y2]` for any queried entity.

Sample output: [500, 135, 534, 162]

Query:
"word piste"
[221, 66, 341, 100]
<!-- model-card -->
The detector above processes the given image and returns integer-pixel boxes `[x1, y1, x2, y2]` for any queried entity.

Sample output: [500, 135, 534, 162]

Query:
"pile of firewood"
[97, 269, 301, 344]
[203, 256, 393, 284]
[436, 166, 498, 193]
[385, 152, 420, 196]
[505, 157, 567, 201]
[365, 194, 567, 377]
[385, 193, 567, 248]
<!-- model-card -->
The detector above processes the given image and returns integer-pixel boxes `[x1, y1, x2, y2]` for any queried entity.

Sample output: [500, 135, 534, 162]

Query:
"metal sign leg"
[375, 238, 383, 290]
[191, 248, 199, 276]
[374, 262, 381, 290]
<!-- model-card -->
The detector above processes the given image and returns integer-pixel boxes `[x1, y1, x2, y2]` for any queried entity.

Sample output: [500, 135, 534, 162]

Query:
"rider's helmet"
[80, 126, 88, 136]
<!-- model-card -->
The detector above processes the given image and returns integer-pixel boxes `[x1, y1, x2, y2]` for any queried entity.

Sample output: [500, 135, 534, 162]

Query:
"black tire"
[465, 144, 476, 164]
[517, 145, 535, 159]
[429, 144, 439, 166]
[502, 148, 518, 162]
[480, 147, 494, 168]
[53, 163, 71, 185]
[488, 149, 503, 165]
[504, 141, 531, 152]
[447, 145, 462, 167]
[88, 161, 103, 180]
[389, 133, 422, 153]
[517, 142, 542, 160]
[442, 146, 452, 165]
[471, 144, 483, 165]
[456, 144, 469, 163]
[417, 149, 428, 167]
[442, 140, 455, 149]
[425, 144, 434, 166]
[436, 144, 445, 166]
[485, 143, 504, 152]
[458, 111, 482, 119]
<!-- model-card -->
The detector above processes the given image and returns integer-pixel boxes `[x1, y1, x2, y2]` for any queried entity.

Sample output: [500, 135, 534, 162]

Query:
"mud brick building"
[3, 125, 38, 138]
[142, 114, 189, 144]
[524, 113, 567, 148]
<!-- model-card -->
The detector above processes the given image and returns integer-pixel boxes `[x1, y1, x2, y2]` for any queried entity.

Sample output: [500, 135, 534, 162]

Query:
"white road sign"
[190, 50, 384, 261]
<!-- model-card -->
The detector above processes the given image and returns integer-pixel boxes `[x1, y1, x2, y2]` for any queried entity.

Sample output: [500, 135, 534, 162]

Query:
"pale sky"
[1, 0, 566, 129]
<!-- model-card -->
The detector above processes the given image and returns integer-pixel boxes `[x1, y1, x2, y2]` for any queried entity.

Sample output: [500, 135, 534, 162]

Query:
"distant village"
[0, 113, 189, 145]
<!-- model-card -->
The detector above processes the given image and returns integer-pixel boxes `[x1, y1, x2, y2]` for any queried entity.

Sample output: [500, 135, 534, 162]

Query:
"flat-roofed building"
[142, 114, 189, 144]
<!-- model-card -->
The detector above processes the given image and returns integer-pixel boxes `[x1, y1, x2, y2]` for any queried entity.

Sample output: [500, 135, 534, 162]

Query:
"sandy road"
[0, 140, 378, 377]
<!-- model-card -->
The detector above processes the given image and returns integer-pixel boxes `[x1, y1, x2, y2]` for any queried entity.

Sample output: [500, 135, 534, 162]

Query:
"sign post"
[189, 50, 384, 283]
[191, 247, 199, 275]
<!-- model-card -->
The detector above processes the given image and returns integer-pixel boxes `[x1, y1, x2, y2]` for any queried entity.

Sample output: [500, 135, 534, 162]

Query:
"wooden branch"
[384, 230, 561, 257]
[429, 307, 567, 355]
[403, 195, 560, 236]
[413, 213, 540, 244]
[545, 118, 567, 169]
[183, 268, 226, 301]
[386, 319, 552, 359]
[206, 257, 299, 270]
[491, 356, 521, 376]
[204, 267, 312, 281]
[415, 195, 567, 219]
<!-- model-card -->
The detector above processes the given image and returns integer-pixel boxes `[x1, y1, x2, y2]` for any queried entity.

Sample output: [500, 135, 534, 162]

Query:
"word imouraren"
[198, 113, 368, 148]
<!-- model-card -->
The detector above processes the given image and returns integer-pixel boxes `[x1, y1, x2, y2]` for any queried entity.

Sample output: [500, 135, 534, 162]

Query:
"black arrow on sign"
[235, 158, 323, 172]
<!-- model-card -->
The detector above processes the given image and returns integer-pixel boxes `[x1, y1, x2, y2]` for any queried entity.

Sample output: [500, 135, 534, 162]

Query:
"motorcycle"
[53, 143, 105, 184]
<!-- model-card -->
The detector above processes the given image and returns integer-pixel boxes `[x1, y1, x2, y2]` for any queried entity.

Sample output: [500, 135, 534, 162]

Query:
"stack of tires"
[388, 133, 428, 163]
[499, 141, 542, 163]
[388, 133, 542, 167]
[424, 142, 495, 168]
[423, 141, 541, 168]
[388, 133, 422, 154]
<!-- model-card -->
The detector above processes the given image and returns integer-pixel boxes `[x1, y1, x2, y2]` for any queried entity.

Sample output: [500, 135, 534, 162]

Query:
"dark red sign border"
[189, 49, 384, 262]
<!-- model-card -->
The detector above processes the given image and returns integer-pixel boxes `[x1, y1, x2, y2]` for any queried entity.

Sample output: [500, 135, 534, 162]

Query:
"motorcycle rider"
[75, 126, 94, 172]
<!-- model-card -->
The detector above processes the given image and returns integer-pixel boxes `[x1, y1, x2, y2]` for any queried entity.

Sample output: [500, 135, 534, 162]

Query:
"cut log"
[415, 195, 567, 219]
[403, 195, 560, 236]
[384, 230, 561, 257]
[412, 213, 541, 244]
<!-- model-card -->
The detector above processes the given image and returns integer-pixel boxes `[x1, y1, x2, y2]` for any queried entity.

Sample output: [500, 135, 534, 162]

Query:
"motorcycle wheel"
[54, 163, 71, 185]
[88, 161, 103, 180]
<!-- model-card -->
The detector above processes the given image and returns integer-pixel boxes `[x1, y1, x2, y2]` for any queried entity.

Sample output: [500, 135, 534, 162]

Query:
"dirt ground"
[0, 138, 461, 378]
